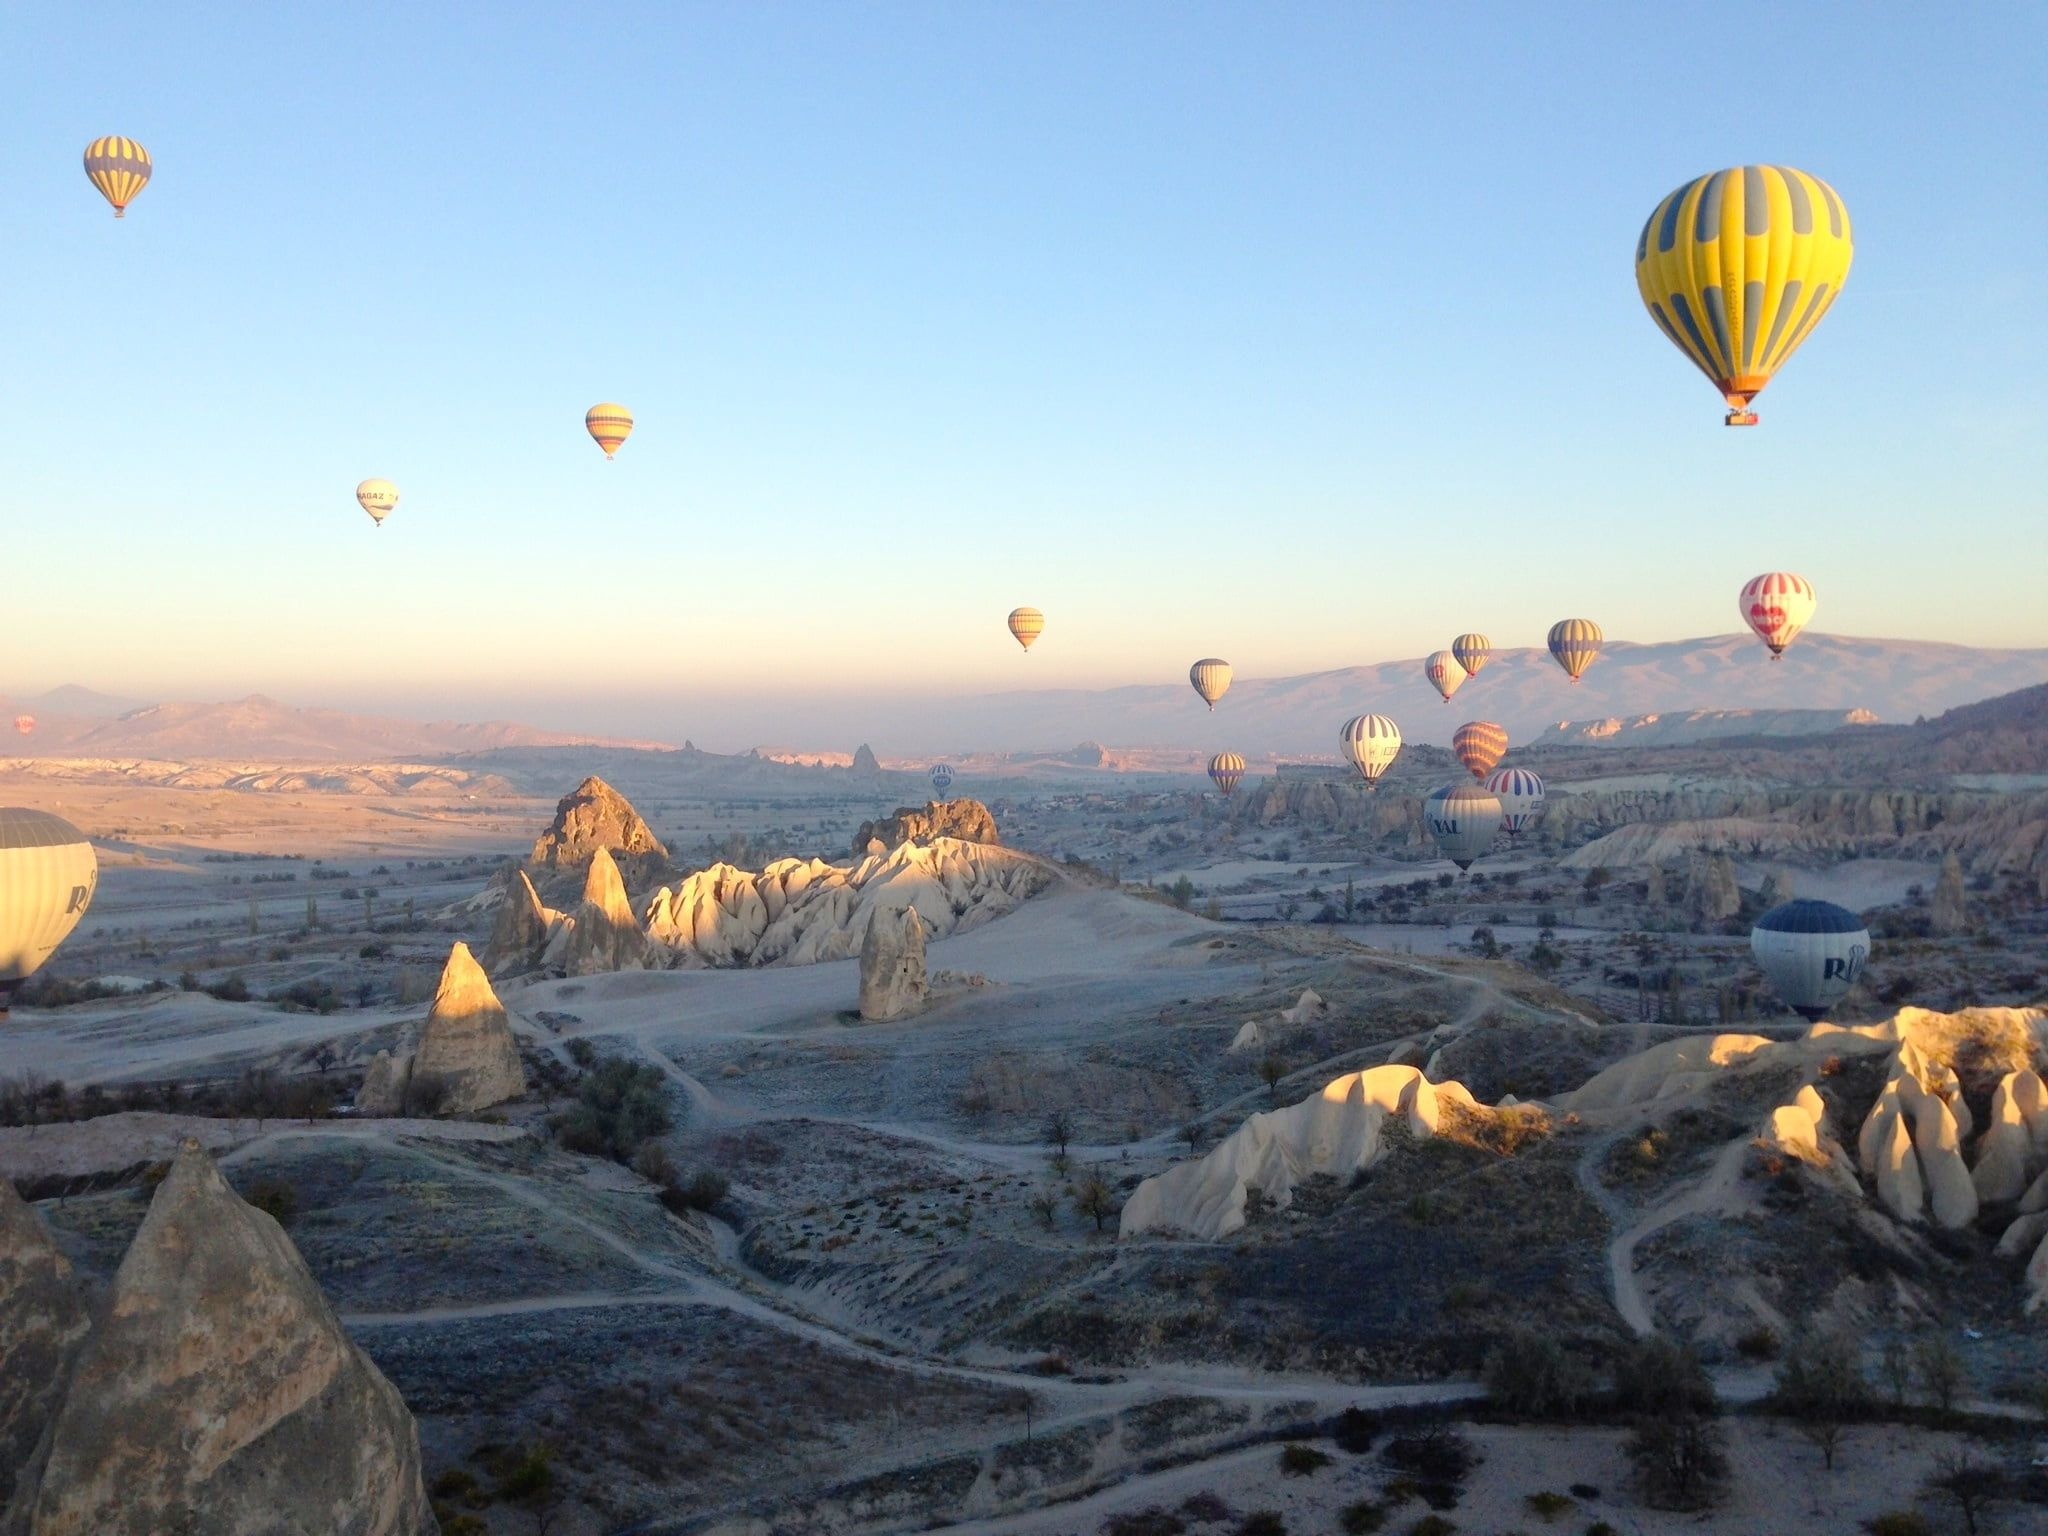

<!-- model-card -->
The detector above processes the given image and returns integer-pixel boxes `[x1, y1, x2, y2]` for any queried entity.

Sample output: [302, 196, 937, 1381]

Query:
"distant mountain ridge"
[1533, 707, 1881, 748]
[0, 692, 670, 761]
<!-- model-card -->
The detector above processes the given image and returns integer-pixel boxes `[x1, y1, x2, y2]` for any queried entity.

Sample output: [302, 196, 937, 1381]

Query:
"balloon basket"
[1724, 410, 1759, 427]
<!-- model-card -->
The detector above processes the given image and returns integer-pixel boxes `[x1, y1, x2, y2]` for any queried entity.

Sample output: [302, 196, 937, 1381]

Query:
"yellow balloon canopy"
[83, 136, 151, 218]
[1635, 165, 1852, 426]
[585, 403, 633, 459]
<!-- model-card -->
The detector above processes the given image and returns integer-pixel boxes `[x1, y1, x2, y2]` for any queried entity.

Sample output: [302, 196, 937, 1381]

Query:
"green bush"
[1278, 1442, 1330, 1476]
[1485, 1329, 1589, 1417]
[552, 1057, 673, 1162]
[1339, 1501, 1387, 1534]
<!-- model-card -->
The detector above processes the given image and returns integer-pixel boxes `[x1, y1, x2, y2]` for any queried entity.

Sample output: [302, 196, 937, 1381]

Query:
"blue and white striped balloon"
[1484, 766, 1546, 836]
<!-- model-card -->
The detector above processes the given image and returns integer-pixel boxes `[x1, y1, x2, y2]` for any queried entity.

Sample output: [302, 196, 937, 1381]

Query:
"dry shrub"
[1441, 1100, 1551, 1157]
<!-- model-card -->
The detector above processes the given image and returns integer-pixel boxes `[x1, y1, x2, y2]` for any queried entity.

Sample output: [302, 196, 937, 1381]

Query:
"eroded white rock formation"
[1, 1179, 92, 1512]
[480, 864, 565, 976]
[16, 1141, 435, 1534]
[858, 906, 928, 1022]
[541, 847, 659, 976]
[1119, 1066, 1480, 1240]
[643, 837, 1054, 968]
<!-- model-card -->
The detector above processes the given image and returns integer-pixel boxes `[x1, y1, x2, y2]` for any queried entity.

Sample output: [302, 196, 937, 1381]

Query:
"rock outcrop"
[531, 774, 667, 872]
[858, 907, 928, 1022]
[354, 942, 526, 1117]
[541, 847, 660, 976]
[1693, 852, 1741, 922]
[1932, 850, 1969, 935]
[852, 799, 1000, 857]
[1, 1180, 91, 1513]
[851, 743, 881, 776]
[1120, 1066, 1484, 1240]
[15, 1140, 435, 1535]
[480, 863, 564, 975]
[643, 838, 1053, 968]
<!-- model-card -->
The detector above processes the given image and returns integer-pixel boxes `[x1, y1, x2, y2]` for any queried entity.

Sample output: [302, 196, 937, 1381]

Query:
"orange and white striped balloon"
[1452, 721, 1508, 782]
[1007, 607, 1045, 652]
[1739, 572, 1816, 659]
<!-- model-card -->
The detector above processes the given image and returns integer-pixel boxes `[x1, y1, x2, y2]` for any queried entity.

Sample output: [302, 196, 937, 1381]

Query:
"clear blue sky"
[4, 2, 2043, 739]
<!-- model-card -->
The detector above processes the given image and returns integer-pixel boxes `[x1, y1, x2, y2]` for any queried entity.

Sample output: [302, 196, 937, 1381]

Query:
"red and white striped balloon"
[1739, 572, 1816, 659]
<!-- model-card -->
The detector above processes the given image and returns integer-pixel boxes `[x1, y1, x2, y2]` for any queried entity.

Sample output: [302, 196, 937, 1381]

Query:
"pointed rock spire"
[412, 942, 526, 1114]
[1, 1177, 92, 1510]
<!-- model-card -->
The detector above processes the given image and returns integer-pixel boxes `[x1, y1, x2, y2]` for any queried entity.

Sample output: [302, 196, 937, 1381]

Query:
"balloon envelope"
[83, 136, 151, 217]
[1423, 784, 1501, 871]
[13, 716, 33, 737]
[1635, 165, 1852, 425]
[1751, 900, 1869, 1021]
[355, 479, 399, 526]
[1547, 619, 1602, 683]
[1189, 659, 1232, 711]
[1339, 714, 1401, 789]
[1007, 607, 1044, 652]
[1423, 650, 1467, 704]
[585, 403, 633, 459]
[1740, 572, 1817, 658]
[1452, 721, 1508, 782]
[929, 764, 954, 794]
[1484, 766, 1546, 836]
[1451, 633, 1491, 676]
[1207, 751, 1246, 795]
[0, 809, 98, 1006]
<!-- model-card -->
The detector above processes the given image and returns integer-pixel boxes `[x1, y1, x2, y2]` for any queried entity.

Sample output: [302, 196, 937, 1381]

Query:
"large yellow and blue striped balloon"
[1207, 752, 1246, 795]
[1635, 165, 1852, 426]
[1451, 633, 1491, 677]
[1547, 618, 1602, 683]
[83, 137, 151, 217]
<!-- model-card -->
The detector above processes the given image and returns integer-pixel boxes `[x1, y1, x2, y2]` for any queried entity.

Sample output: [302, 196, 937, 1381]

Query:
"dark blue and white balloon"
[929, 763, 955, 796]
[1750, 900, 1870, 1021]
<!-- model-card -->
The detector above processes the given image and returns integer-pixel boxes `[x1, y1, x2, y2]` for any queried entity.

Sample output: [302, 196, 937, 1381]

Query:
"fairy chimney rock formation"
[412, 942, 527, 1114]
[482, 863, 559, 975]
[851, 743, 881, 776]
[1, 1179, 92, 1512]
[531, 774, 667, 871]
[852, 799, 1000, 857]
[542, 847, 659, 976]
[1694, 852, 1741, 922]
[17, 1140, 436, 1535]
[354, 942, 525, 1117]
[858, 906, 928, 1022]
[1932, 851, 1969, 935]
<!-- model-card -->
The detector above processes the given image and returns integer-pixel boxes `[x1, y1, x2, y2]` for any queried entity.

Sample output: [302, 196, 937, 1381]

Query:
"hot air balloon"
[1751, 900, 1870, 1021]
[1207, 752, 1246, 796]
[1339, 714, 1401, 790]
[1452, 721, 1508, 783]
[1451, 633, 1491, 677]
[13, 716, 34, 737]
[585, 403, 633, 459]
[1485, 766, 1546, 837]
[83, 137, 151, 218]
[1547, 619, 1601, 684]
[1423, 784, 1501, 872]
[0, 809, 98, 1016]
[1007, 607, 1045, 652]
[1189, 659, 1232, 711]
[1739, 572, 1817, 659]
[355, 479, 399, 528]
[1424, 650, 1467, 704]
[1635, 165, 1853, 426]
[929, 763, 954, 795]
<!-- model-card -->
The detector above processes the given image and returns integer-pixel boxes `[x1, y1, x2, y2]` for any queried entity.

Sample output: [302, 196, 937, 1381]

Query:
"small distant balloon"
[1635, 165, 1852, 426]
[1207, 752, 1246, 796]
[13, 716, 34, 737]
[585, 403, 633, 459]
[1189, 659, 1232, 711]
[1007, 607, 1045, 652]
[1751, 900, 1869, 1021]
[1485, 766, 1546, 837]
[1451, 633, 1491, 677]
[355, 479, 399, 528]
[1547, 619, 1602, 684]
[929, 763, 954, 795]
[1339, 714, 1401, 790]
[1423, 650, 1467, 704]
[1452, 721, 1508, 783]
[1740, 572, 1817, 659]
[0, 808, 98, 1015]
[1423, 784, 1501, 872]
[83, 136, 151, 218]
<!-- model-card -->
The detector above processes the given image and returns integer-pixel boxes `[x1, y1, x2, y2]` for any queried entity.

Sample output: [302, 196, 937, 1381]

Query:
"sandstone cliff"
[531, 774, 668, 873]
[852, 799, 1001, 856]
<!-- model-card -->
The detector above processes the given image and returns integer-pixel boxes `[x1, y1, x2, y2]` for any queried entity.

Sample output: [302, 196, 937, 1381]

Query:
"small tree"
[1625, 1411, 1729, 1510]
[1027, 1188, 1060, 1230]
[497, 1442, 565, 1535]
[1182, 1121, 1203, 1154]
[1775, 1326, 1868, 1471]
[1879, 1335, 1912, 1407]
[1468, 925, 1499, 959]
[1166, 876, 1197, 910]
[1913, 1332, 1964, 1417]
[1073, 1172, 1118, 1232]
[1045, 1109, 1073, 1158]
[1483, 1327, 1587, 1417]
[1257, 1055, 1287, 1104]
[1925, 1449, 2007, 1536]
